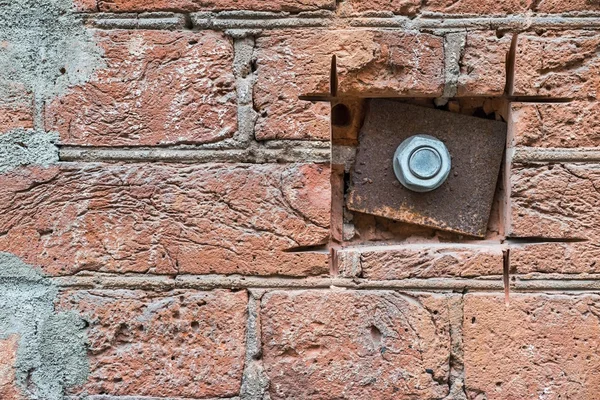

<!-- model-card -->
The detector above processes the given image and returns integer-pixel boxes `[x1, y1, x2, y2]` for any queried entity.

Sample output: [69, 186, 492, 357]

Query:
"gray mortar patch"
[0, 0, 104, 105]
[0, 129, 59, 174]
[0, 252, 89, 400]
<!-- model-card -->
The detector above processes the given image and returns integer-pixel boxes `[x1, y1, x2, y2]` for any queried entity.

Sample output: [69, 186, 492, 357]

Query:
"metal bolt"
[393, 134, 451, 192]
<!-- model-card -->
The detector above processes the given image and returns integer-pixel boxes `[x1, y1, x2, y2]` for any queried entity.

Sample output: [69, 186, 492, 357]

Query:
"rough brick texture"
[0, 335, 23, 400]
[458, 32, 512, 96]
[336, 244, 504, 279]
[6, 0, 600, 398]
[465, 294, 600, 400]
[254, 29, 443, 140]
[46, 30, 237, 146]
[341, 0, 420, 14]
[535, 0, 600, 13]
[510, 242, 600, 275]
[423, 0, 529, 14]
[510, 102, 600, 148]
[512, 31, 600, 99]
[508, 163, 600, 240]
[59, 289, 247, 398]
[75, 0, 335, 12]
[0, 81, 33, 133]
[262, 291, 452, 400]
[0, 163, 330, 276]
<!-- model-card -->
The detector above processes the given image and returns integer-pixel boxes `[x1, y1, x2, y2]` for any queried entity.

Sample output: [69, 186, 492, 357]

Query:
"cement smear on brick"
[0, 252, 88, 400]
[0, 129, 59, 174]
[0, 0, 104, 103]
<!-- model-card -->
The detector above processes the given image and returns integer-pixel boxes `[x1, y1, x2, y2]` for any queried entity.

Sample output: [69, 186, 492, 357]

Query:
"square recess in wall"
[346, 100, 506, 238]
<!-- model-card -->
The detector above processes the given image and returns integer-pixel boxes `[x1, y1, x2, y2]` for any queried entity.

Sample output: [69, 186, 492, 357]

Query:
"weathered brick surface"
[510, 102, 600, 148]
[0, 335, 23, 400]
[508, 163, 600, 239]
[464, 294, 600, 399]
[261, 290, 451, 400]
[457, 32, 512, 96]
[535, 0, 600, 13]
[423, 0, 529, 15]
[336, 244, 503, 279]
[510, 242, 600, 275]
[0, 163, 330, 276]
[59, 289, 247, 398]
[45, 30, 237, 146]
[0, 105, 32, 132]
[74, 0, 335, 12]
[341, 0, 420, 15]
[254, 29, 444, 140]
[512, 31, 600, 99]
[0, 82, 33, 133]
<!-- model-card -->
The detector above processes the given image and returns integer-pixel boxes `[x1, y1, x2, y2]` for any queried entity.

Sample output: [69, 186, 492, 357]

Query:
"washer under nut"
[393, 134, 451, 193]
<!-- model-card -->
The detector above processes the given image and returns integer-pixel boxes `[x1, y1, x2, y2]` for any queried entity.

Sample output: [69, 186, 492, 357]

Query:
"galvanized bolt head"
[393, 134, 451, 192]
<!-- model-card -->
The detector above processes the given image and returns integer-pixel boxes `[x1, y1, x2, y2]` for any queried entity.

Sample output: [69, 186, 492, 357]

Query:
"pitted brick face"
[45, 30, 237, 146]
[58, 289, 248, 398]
[262, 291, 452, 400]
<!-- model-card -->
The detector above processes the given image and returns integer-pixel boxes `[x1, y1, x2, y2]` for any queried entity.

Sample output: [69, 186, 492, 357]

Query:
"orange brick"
[336, 244, 504, 279]
[0, 163, 330, 276]
[254, 29, 443, 140]
[262, 290, 452, 399]
[0, 335, 23, 400]
[341, 0, 420, 15]
[512, 31, 600, 99]
[508, 163, 600, 240]
[509, 102, 600, 148]
[59, 289, 247, 398]
[46, 30, 237, 146]
[510, 242, 600, 275]
[457, 32, 512, 96]
[423, 0, 529, 14]
[464, 293, 600, 399]
[535, 0, 600, 13]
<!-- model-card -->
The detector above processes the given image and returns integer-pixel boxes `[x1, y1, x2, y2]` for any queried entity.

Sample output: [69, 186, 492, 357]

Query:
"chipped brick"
[59, 289, 247, 398]
[254, 29, 443, 140]
[45, 30, 237, 146]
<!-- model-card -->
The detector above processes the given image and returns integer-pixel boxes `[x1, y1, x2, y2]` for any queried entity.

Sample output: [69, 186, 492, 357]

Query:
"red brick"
[336, 244, 504, 279]
[254, 30, 444, 140]
[508, 163, 600, 239]
[457, 32, 512, 96]
[74, 0, 335, 12]
[0, 81, 34, 133]
[510, 242, 600, 275]
[0, 163, 330, 276]
[423, 0, 529, 14]
[512, 31, 600, 99]
[464, 293, 600, 400]
[341, 0, 420, 15]
[45, 30, 237, 146]
[535, 0, 600, 13]
[0, 106, 33, 132]
[509, 102, 600, 148]
[261, 290, 452, 400]
[0, 335, 23, 400]
[59, 289, 247, 398]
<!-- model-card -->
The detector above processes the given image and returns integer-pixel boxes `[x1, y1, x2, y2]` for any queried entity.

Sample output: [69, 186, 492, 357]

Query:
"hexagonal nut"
[393, 134, 451, 193]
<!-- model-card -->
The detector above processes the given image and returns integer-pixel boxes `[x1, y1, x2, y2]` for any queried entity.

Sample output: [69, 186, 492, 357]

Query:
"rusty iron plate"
[347, 100, 506, 237]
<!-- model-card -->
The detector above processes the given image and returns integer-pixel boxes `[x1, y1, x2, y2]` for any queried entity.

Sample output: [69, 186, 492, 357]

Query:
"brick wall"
[2, 0, 600, 399]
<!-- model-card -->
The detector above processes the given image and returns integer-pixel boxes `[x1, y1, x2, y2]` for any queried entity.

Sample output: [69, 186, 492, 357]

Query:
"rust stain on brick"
[347, 100, 506, 237]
